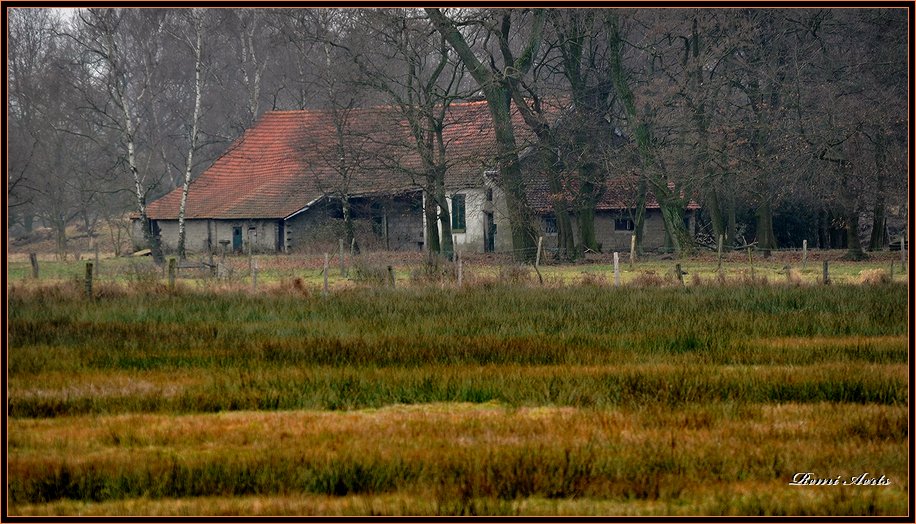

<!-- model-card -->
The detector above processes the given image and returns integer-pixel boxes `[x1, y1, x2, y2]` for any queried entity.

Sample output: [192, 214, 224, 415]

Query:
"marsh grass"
[6, 280, 907, 516]
[8, 363, 907, 417]
[8, 403, 908, 514]
[8, 284, 906, 417]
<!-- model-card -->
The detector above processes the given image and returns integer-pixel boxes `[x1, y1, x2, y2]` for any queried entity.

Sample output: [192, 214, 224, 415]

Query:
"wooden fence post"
[822, 260, 830, 285]
[629, 234, 636, 270]
[252, 259, 258, 292]
[614, 252, 620, 286]
[323, 253, 329, 297]
[802, 239, 808, 270]
[85, 262, 93, 299]
[168, 257, 176, 291]
[388, 265, 395, 288]
[535, 236, 543, 268]
[29, 253, 39, 279]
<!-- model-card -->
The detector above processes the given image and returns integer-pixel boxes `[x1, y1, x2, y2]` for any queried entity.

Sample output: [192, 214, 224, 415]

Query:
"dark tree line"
[8, 7, 907, 261]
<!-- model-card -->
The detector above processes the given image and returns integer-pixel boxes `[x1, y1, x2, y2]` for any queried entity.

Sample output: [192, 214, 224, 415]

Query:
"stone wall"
[138, 218, 280, 254]
[537, 209, 695, 254]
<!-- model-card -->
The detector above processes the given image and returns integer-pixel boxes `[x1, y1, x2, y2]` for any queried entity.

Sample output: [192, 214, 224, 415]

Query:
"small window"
[615, 218, 634, 231]
[486, 188, 493, 202]
[544, 216, 557, 234]
[451, 194, 466, 231]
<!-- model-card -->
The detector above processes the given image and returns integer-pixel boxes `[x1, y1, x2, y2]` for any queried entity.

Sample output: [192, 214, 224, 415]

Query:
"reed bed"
[8, 403, 908, 515]
[7, 281, 908, 515]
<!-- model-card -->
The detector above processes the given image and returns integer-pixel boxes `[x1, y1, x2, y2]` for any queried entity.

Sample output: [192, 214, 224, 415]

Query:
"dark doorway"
[484, 212, 496, 253]
[232, 226, 242, 252]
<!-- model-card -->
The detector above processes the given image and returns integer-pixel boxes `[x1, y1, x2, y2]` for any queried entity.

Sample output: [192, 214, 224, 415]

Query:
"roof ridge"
[259, 99, 491, 117]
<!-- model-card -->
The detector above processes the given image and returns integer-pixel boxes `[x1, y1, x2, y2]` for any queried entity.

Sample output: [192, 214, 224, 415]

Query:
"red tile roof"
[146, 100, 697, 220]
[147, 101, 521, 220]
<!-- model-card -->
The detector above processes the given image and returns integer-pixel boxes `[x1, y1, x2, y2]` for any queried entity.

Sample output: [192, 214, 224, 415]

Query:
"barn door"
[484, 212, 495, 253]
[232, 226, 242, 252]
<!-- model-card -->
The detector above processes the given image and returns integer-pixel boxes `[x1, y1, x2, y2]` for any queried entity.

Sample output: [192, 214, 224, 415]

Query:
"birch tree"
[72, 8, 170, 262]
[171, 10, 207, 260]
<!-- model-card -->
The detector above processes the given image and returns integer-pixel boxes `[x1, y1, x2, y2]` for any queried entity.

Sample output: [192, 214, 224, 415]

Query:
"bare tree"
[169, 9, 207, 260]
[330, 9, 471, 260]
[427, 8, 544, 261]
[69, 8, 176, 262]
[606, 11, 696, 255]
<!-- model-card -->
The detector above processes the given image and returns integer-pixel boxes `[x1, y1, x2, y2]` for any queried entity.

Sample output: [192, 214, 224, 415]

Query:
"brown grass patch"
[629, 270, 668, 287]
[858, 269, 891, 285]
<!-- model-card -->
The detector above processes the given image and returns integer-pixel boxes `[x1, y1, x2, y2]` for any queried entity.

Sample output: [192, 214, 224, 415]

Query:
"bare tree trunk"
[488, 98, 539, 260]
[239, 13, 265, 126]
[434, 175, 454, 260]
[53, 213, 68, 261]
[846, 206, 865, 259]
[632, 177, 647, 255]
[869, 198, 887, 251]
[424, 186, 441, 255]
[577, 165, 603, 253]
[868, 134, 888, 251]
[426, 8, 540, 262]
[726, 183, 737, 249]
[177, 13, 204, 260]
[756, 200, 777, 256]
[543, 148, 576, 260]
[817, 209, 829, 249]
[98, 13, 164, 264]
[706, 188, 725, 241]
[341, 196, 356, 253]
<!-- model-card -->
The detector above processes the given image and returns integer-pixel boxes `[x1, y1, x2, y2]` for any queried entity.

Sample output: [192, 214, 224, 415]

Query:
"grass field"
[5, 247, 910, 288]
[6, 255, 910, 516]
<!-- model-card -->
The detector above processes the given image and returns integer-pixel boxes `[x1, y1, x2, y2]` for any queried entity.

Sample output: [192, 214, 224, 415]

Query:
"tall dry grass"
[8, 403, 907, 515]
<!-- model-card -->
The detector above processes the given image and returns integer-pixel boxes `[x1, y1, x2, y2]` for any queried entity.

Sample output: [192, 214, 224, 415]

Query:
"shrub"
[629, 270, 667, 288]
[409, 256, 457, 286]
[125, 260, 161, 291]
[497, 264, 532, 285]
[858, 269, 890, 285]
[351, 256, 390, 286]
[576, 272, 609, 287]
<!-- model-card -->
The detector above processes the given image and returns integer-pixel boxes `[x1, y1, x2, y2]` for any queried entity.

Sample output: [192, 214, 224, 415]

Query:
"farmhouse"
[137, 101, 697, 255]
